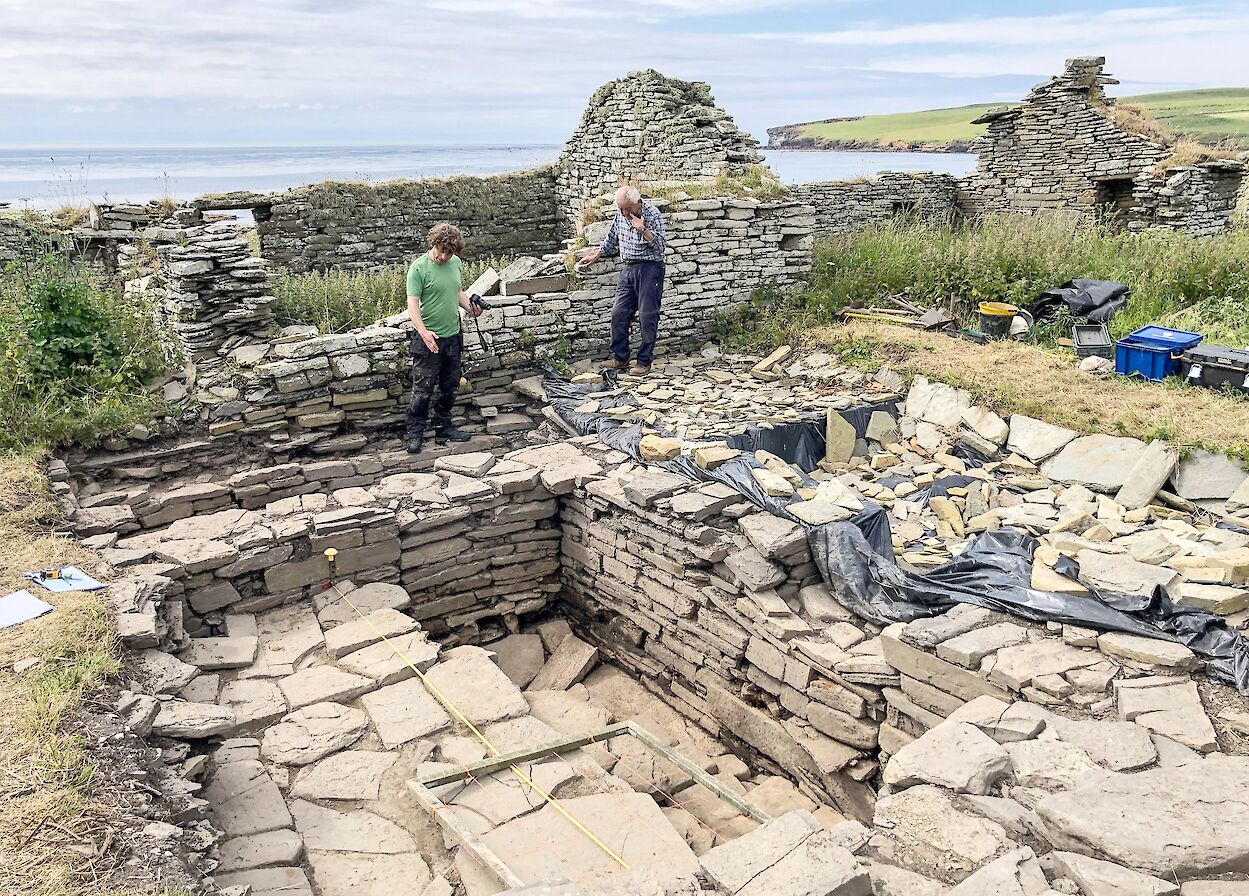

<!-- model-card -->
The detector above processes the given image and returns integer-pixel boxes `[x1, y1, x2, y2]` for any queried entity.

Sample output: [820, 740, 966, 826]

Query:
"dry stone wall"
[555, 70, 764, 233]
[193, 197, 812, 447]
[101, 451, 565, 646]
[959, 56, 1247, 235]
[790, 172, 960, 237]
[237, 168, 560, 273]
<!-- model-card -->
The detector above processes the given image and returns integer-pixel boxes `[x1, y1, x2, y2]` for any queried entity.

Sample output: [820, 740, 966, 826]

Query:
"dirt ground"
[821, 322, 1249, 457]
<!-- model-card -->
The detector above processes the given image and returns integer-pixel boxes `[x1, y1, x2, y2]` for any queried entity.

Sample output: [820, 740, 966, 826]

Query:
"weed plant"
[722, 213, 1249, 348]
[271, 255, 514, 334]
[0, 257, 167, 450]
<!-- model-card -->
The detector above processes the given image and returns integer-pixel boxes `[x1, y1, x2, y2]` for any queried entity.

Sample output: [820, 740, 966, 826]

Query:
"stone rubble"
[74, 344, 1249, 896]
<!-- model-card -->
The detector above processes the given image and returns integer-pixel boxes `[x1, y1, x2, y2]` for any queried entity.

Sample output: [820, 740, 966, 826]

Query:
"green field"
[773, 88, 1249, 150]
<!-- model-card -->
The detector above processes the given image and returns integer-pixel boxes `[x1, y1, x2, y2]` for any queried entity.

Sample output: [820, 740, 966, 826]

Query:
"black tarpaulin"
[1031, 278, 1130, 324]
[543, 370, 1249, 693]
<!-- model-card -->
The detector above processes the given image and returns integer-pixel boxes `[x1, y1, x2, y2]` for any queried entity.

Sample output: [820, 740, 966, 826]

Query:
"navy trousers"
[611, 261, 664, 367]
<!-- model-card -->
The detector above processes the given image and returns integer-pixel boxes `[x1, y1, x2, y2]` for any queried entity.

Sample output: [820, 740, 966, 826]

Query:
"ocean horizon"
[0, 144, 977, 210]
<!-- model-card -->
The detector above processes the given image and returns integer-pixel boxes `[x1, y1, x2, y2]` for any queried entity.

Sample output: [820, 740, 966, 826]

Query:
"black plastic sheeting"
[544, 370, 1249, 693]
[1031, 279, 1129, 324]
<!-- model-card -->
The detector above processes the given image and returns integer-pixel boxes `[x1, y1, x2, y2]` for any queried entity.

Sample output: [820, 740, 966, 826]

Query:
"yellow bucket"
[978, 301, 1019, 339]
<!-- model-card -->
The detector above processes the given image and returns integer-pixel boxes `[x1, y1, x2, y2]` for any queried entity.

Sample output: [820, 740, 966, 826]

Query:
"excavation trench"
[72, 416, 883, 894]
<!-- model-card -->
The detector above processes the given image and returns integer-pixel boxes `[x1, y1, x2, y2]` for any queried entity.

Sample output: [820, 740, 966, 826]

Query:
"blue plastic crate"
[1125, 325, 1203, 353]
[1116, 338, 1183, 381]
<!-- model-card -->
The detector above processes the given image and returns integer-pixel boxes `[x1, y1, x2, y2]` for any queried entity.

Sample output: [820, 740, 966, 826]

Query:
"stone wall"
[555, 70, 764, 233]
[1130, 160, 1248, 237]
[238, 168, 560, 273]
[958, 56, 1247, 235]
[790, 172, 960, 237]
[0, 212, 58, 263]
[187, 196, 813, 447]
[103, 452, 565, 645]
[560, 475, 880, 819]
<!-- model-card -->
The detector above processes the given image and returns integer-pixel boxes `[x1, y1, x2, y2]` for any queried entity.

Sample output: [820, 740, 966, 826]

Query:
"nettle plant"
[21, 274, 123, 382]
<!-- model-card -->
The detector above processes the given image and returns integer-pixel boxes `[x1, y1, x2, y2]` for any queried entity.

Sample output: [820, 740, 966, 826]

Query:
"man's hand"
[628, 213, 646, 231]
[469, 302, 483, 318]
[579, 247, 602, 265]
[418, 328, 439, 353]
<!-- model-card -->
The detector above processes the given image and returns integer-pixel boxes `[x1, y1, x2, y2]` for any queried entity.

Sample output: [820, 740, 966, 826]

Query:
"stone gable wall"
[249, 167, 560, 273]
[790, 172, 961, 237]
[958, 56, 1247, 235]
[555, 70, 764, 233]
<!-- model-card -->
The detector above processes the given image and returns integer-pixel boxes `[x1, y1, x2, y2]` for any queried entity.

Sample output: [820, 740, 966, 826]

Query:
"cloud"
[0, 0, 1245, 144]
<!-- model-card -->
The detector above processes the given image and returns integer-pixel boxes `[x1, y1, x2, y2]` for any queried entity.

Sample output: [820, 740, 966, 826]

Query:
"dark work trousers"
[405, 331, 462, 438]
[611, 261, 664, 367]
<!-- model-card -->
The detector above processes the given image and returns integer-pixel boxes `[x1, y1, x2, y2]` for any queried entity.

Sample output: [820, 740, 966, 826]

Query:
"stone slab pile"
[567, 346, 900, 442]
[151, 222, 275, 378]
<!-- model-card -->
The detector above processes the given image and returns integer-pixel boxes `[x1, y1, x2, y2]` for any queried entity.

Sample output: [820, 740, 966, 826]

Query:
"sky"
[0, 0, 1246, 147]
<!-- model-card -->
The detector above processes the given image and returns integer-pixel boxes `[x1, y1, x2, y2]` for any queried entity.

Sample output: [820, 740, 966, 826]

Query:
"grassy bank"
[790, 214, 1249, 345]
[271, 255, 508, 333]
[0, 259, 168, 452]
[0, 454, 122, 896]
[773, 87, 1249, 150]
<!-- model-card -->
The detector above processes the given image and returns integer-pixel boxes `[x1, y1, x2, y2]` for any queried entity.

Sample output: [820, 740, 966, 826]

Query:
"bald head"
[615, 185, 642, 214]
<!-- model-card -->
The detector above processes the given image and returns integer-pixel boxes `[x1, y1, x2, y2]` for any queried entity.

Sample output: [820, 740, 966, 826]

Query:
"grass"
[789, 213, 1249, 345]
[0, 257, 169, 452]
[716, 214, 1249, 457]
[774, 87, 1249, 150]
[270, 254, 513, 334]
[820, 322, 1249, 459]
[0, 453, 124, 896]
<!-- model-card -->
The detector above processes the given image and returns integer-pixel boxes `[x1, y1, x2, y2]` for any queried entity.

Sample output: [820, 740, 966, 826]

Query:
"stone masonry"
[81, 356, 1249, 894]
[202, 168, 561, 273]
[959, 56, 1247, 235]
[790, 172, 961, 237]
[554, 70, 764, 234]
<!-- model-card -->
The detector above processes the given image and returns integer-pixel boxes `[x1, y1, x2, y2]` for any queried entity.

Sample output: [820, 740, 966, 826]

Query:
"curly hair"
[427, 222, 465, 255]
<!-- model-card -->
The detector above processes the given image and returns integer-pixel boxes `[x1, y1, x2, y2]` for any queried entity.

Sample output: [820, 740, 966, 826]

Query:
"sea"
[0, 145, 978, 211]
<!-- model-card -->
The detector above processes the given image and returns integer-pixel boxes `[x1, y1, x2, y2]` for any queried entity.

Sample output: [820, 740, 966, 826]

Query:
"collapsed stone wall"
[223, 168, 561, 273]
[553, 69, 763, 234]
[0, 212, 49, 263]
[789, 172, 960, 237]
[959, 56, 1247, 235]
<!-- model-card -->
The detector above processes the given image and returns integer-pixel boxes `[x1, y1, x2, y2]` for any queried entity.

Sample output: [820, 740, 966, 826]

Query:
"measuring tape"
[320, 548, 629, 870]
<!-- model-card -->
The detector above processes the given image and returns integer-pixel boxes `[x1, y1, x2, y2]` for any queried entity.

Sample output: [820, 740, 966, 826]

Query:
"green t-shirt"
[406, 253, 463, 337]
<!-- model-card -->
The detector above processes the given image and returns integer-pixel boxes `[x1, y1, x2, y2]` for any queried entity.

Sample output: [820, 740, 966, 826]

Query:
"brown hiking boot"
[629, 364, 651, 376]
[600, 357, 628, 370]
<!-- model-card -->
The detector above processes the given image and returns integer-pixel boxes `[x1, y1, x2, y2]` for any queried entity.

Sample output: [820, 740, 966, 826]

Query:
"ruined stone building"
[959, 56, 1247, 237]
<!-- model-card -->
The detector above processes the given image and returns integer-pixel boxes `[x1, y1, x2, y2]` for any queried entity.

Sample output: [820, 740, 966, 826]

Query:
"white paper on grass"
[0, 589, 54, 629]
[28, 566, 105, 593]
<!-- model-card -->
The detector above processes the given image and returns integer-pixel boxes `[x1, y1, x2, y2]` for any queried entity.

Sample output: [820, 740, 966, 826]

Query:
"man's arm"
[457, 289, 482, 316]
[642, 205, 666, 252]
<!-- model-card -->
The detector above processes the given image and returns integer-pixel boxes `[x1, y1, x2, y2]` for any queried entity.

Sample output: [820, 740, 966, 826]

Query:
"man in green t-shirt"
[404, 222, 483, 453]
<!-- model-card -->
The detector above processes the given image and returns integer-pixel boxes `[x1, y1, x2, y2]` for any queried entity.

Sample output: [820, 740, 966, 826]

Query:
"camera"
[469, 293, 492, 312]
